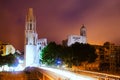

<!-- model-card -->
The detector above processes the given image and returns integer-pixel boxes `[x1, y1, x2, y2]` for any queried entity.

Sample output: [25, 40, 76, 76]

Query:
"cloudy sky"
[0, 0, 120, 51]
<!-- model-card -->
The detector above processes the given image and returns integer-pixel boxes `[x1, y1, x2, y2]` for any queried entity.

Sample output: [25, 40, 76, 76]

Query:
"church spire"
[25, 8, 36, 32]
[25, 8, 37, 45]
[24, 8, 42, 67]
[27, 8, 35, 22]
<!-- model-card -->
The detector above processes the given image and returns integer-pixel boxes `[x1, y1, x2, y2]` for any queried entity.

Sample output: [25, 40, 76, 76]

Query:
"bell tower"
[80, 24, 87, 44]
[25, 8, 37, 45]
[80, 24, 86, 36]
[24, 8, 39, 67]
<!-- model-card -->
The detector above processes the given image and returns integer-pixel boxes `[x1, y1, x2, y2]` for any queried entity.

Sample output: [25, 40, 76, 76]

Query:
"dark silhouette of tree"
[0, 55, 5, 66]
[62, 46, 73, 67]
[0, 52, 19, 67]
[41, 42, 97, 67]
[41, 42, 59, 65]
[69, 42, 97, 66]
[103, 42, 111, 49]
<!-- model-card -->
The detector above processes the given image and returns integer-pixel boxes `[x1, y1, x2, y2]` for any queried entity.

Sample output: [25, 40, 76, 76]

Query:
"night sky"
[0, 0, 120, 51]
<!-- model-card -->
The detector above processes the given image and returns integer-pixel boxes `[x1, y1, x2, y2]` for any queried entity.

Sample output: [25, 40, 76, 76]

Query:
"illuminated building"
[37, 38, 47, 51]
[83, 42, 120, 73]
[24, 8, 47, 67]
[37, 38, 47, 60]
[67, 25, 87, 46]
[0, 43, 15, 56]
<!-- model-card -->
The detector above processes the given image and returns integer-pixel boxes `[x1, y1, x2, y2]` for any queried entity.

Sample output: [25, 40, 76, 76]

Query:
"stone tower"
[24, 8, 39, 67]
[80, 24, 86, 36]
[80, 24, 87, 44]
[25, 8, 37, 45]
[67, 24, 87, 46]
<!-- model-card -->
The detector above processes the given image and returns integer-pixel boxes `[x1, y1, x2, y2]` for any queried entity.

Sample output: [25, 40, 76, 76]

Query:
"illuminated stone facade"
[24, 8, 47, 67]
[67, 25, 87, 46]
[37, 38, 47, 60]
[0, 43, 15, 56]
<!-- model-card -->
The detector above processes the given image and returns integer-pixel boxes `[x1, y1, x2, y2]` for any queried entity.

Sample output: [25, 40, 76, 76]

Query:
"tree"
[103, 42, 111, 49]
[41, 42, 58, 65]
[41, 42, 97, 67]
[62, 46, 73, 67]
[0, 55, 5, 66]
[0, 53, 19, 67]
[70, 43, 97, 66]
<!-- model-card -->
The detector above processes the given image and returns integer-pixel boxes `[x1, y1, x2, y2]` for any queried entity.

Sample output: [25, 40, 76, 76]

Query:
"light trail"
[40, 67, 97, 80]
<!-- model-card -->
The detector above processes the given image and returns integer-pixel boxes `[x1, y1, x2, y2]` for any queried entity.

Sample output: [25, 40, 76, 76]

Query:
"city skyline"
[0, 0, 120, 51]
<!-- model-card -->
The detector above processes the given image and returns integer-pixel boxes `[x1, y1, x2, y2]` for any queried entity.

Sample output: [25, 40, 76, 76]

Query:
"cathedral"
[67, 25, 87, 46]
[24, 8, 47, 67]
[24, 8, 86, 67]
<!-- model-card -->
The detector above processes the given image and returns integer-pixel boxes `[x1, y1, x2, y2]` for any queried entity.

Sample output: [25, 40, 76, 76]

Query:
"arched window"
[30, 23, 32, 30]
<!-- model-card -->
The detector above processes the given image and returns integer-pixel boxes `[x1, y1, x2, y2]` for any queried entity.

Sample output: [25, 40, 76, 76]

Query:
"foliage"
[62, 42, 97, 66]
[41, 42, 97, 67]
[103, 42, 111, 49]
[0, 52, 19, 67]
[41, 42, 62, 65]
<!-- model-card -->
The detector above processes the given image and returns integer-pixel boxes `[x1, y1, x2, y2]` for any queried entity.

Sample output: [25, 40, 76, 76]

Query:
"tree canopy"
[41, 42, 63, 65]
[0, 52, 19, 67]
[41, 42, 97, 67]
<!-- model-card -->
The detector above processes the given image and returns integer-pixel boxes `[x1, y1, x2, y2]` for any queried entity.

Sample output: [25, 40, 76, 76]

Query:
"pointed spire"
[27, 8, 35, 21]
[28, 8, 33, 16]
[25, 8, 36, 32]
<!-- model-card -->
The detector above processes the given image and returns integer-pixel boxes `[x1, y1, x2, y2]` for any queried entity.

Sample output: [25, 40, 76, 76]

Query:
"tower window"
[33, 37, 36, 45]
[30, 23, 32, 30]
[26, 38, 28, 44]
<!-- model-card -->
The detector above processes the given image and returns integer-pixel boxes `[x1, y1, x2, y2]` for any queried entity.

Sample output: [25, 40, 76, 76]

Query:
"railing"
[73, 69, 120, 80]
[39, 67, 70, 80]
[39, 66, 120, 80]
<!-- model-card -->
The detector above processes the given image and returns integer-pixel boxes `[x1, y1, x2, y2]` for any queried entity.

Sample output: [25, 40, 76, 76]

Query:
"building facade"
[84, 42, 120, 73]
[24, 8, 47, 67]
[37, 38, 47, 60]
[67, 25, 87, 46]
[0, 43, 15, 56]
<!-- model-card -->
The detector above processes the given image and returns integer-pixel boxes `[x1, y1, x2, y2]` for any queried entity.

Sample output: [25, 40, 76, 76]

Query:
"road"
[39, 67, 97, 80]
[0, 67, 119, 80]
[38, 67, 120, 80]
